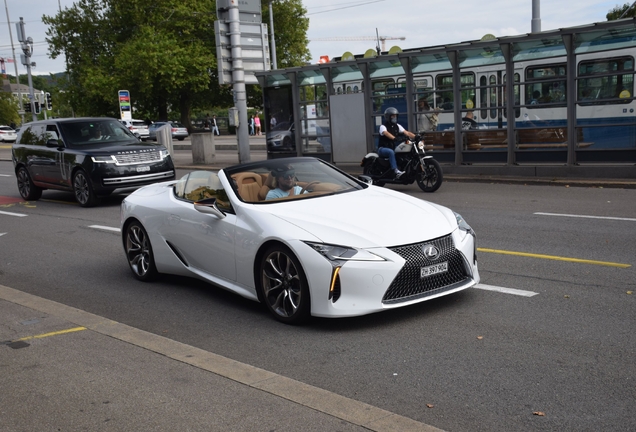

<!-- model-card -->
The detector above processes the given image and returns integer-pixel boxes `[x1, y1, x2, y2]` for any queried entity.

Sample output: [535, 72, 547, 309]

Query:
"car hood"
[75, 142, 165, 152]
[256, 187, 455, 248]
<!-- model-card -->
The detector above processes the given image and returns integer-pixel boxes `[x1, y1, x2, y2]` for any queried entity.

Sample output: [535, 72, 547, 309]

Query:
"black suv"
[12, 117, 175, 207]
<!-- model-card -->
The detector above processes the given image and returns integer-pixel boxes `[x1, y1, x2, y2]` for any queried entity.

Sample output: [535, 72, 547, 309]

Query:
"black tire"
[362, 160, 385, 187]
[417, 158, 443, 193]
[123, 221, 158, 281]
[73, 170, 99, 207]
[282, 136, 292, 148]
[258, 244, 310, 324]
[16, 166, 42, 201]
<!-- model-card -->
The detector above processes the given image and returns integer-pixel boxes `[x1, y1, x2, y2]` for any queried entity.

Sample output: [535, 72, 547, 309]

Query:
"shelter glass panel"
[436, 73, 475, 111]
[578, 56, 634, 104]
[575, 26, 636, 54]
[512, 35, 566, 62]
[525, 64, 567, 108]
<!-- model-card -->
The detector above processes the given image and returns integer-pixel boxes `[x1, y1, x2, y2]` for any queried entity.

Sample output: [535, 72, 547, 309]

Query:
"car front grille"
[114, 151, 162, 165]
[382, 235, 470, 304]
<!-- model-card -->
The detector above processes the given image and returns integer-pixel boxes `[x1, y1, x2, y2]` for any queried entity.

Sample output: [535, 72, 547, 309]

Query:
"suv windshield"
[59, 120, 138, 146]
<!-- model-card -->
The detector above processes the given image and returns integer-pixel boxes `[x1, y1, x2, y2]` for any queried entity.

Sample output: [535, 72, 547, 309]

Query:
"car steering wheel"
[300, 181, 320, 194]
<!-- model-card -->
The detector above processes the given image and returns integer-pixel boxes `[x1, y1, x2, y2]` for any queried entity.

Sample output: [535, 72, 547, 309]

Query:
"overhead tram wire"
[306, 0, 385, 16]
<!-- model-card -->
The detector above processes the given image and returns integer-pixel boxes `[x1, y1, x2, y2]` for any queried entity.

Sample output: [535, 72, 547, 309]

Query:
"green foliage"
[607, 3, 636, 20]
[0, 92, 20, 125]
[264, 0, 311, 68]
[41, 0, 310, 128]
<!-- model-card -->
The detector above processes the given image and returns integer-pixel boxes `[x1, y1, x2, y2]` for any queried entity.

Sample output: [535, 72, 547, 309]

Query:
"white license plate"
[421, 262, 448, 278]
[136, 166, 150, 172]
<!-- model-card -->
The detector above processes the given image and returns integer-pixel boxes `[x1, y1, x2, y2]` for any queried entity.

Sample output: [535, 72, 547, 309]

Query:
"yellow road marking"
[477, 248, 631, 268]
[15, 326, 87, 342]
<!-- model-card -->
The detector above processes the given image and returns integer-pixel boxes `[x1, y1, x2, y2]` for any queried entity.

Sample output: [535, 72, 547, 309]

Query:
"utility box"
[191, 132, 215, 164]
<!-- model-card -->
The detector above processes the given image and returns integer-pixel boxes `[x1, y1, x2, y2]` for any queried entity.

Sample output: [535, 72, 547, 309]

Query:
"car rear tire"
[258, 244, 310, 324]
[73, 170, 99, 207]
[124, 221, 158, 281]
[16, 166, 42, 201]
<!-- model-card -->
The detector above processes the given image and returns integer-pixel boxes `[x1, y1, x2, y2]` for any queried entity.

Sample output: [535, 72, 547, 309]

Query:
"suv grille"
[114, 151, 162, 165]
[382, 235, 469, 304]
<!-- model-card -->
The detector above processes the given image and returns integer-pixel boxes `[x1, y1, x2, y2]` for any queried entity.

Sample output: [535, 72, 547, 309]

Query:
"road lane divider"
[475, 284, 538, 297]
[88, 225, 121, 232]
[535, 212, 636, 222]
[0, 210, 27, 217]
[14, 326, 87, 342]
[478, 248, 631, 268]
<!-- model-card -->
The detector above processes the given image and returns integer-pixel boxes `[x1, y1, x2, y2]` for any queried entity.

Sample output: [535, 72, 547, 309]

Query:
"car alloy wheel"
[16, 166, 42, 201]
[260, 245, 310, 324]
[124, 221, 158, 281]
[73, 170, 98, 207]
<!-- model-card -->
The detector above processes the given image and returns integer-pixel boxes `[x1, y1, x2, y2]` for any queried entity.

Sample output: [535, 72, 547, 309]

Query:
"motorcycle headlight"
[417, 141, 425, 150]
[305, 242, 385, 262]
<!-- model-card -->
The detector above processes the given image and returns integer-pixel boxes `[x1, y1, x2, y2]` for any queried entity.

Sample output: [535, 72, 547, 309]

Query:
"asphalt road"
[0, 160, 635, 432]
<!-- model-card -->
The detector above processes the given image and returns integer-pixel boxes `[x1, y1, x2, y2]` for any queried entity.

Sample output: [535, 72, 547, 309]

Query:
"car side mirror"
[357, 175, 373, 185]
[194, 197, 226, 219]
[46, 139, 60, 148]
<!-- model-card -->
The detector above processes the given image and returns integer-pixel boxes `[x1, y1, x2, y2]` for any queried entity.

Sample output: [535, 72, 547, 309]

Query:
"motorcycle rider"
[378, 107, 416, 178]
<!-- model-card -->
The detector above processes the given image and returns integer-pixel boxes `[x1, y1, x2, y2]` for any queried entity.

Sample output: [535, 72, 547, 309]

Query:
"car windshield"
[223, 157, 367, 204]
[271, 121, 291, 131]
[0, 126, 13, 131]
[170, 122, 185, 128]
[59, 120, 138, 146]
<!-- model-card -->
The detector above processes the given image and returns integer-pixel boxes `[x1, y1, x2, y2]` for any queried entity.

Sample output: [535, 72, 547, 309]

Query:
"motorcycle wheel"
[362, 160, 385, 187]
[416, 158, 443, 192]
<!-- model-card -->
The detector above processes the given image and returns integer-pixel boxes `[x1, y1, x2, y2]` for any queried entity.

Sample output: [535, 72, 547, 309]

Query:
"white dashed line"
[0, 174, 12, 177]
[88, 225, 121, 233]
[475, 284, 539, 297]
[535, 212, 636, 222]
[0, 210, 27, 217]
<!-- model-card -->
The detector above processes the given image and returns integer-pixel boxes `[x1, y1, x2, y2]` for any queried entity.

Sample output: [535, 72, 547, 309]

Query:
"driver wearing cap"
[266, 164, 305, 200]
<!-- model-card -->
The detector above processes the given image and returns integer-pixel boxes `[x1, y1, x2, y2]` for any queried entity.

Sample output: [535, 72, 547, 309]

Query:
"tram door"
[476, 71, 503, 128]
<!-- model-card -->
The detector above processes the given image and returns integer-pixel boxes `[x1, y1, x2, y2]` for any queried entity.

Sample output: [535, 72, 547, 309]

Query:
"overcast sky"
[0, 0, 623, 76]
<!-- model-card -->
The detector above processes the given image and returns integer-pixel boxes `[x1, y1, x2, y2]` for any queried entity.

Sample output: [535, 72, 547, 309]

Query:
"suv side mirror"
[46, 139, 60, 148]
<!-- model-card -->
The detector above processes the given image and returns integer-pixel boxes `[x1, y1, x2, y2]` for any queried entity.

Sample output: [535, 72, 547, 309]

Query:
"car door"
[40, 124, 74, 188]
[19, 124, 59, 185]
[163, 172, 237, 282]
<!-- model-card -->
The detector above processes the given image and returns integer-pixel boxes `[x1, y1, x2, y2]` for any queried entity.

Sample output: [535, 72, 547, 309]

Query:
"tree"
[0, 91, 20, 126]
[607, 3, 636, 20]
[264, 0, 310, 68]
[43, 0, 310, 127]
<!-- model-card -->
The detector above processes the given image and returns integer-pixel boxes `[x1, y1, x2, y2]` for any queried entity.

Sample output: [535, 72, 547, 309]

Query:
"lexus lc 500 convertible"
[121, 157, 479, 324]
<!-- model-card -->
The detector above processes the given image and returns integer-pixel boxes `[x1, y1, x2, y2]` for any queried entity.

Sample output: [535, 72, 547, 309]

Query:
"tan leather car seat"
[232, 172, 263, 202]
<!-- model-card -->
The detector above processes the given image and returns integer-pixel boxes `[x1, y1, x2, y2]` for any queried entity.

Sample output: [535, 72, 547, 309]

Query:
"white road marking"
[475, 284, 539, 297]
[535, 212, 636, 222]
[88, 225, 121, 233]
[0, 174, 12, 177]
[0, 233, 5, 237]
[0, 210, 27, 217]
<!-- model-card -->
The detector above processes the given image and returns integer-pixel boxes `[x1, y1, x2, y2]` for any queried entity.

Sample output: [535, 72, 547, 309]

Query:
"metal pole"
[228, 0, 250, 163]
[4, 0, 24, 124]
[531, 0, 541, 33]
[268, 0, 277, 69]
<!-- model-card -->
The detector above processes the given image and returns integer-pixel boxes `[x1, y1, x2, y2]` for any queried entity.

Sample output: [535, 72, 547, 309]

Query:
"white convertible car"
[121, 157, 480, 324]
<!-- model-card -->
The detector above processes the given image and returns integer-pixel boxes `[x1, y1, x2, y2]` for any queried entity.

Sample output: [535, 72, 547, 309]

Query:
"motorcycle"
[360, 135, 443, 192]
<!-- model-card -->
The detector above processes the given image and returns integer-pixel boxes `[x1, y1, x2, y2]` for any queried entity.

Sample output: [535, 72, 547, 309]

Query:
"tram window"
[578, 57, 634, 104]
[435, 73, 475, 111]
[503, 73, 521, 118]
[480, 76, 487, 118]
[489, 75, 497, 119]
[525, 64, 566, 108]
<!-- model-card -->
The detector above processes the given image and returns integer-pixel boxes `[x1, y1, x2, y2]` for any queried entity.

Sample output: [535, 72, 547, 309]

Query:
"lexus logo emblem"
[422, 245, 439, 260]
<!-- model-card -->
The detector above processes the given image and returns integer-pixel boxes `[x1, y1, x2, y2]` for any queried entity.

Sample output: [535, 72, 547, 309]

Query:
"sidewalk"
[0, 284, 441, 432]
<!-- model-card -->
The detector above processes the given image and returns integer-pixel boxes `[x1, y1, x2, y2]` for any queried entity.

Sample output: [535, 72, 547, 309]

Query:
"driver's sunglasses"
[279, 170, 295, 179]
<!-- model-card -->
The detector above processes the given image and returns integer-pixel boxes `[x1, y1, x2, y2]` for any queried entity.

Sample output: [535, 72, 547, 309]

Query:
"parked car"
[120, 157, 479, 324]
[266, 121, 295, 152]
[0, 125, 17, 143]
[12, 117, 175, 207]
[148, 121, 189, 141]
[120, 119, 150, 141]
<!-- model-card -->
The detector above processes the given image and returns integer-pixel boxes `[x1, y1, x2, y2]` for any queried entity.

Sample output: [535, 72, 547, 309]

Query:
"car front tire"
[73, 170, 98, 207]
[16, 166, 42, 201]
[124, 221, 158, 281]
[258, 244, 310, 324]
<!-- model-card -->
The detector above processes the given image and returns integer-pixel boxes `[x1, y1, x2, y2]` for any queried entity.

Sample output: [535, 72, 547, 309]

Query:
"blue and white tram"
[338, 46, 635, 150]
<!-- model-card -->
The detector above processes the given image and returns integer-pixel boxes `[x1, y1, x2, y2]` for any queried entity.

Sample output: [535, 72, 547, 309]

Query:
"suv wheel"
[16, 167, 42, 201]
[73, 170, 99, 207]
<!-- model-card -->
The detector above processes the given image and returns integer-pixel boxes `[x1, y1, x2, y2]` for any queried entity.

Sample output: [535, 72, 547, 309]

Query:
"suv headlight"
[159, 149, 170, 159]
[305, 242, 385, 262]
[91, 155, 116, 163]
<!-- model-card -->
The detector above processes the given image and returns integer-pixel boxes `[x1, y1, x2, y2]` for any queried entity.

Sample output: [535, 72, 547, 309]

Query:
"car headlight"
[273, 134, 284, 140]
[91, 155, 116, 163]
[454, 211, 473, 234]
[159, 149, 169, 159]
[305, 242, 385, 262]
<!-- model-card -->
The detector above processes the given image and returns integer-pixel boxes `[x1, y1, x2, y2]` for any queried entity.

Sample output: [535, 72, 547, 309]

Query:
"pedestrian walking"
[254, 116, 261, 135]
[212, 115, 220, 135]
[249, 115, 255, 135]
